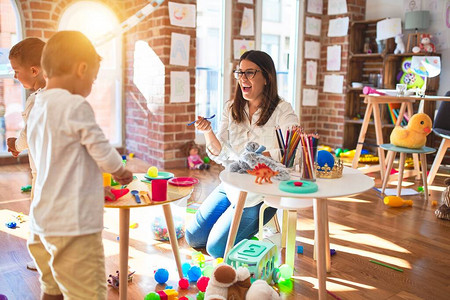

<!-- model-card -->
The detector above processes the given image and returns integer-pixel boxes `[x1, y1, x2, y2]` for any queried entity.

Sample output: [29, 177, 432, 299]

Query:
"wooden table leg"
[285, 210, 297, 268]
[372, 103, 386, 179]
[352, 103, 373, 169]
[420, 153, 429, 201]
[324, 202, 331, 273]
[224, 191, 247, 258]
[314, 198, 327, 300]
[162, 204, 183, 278]
[281, 210, 287, 249]
[119, 208, 130, 300]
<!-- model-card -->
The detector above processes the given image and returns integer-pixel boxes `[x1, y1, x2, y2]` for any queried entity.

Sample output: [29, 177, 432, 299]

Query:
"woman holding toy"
[185, 50, 298, 258]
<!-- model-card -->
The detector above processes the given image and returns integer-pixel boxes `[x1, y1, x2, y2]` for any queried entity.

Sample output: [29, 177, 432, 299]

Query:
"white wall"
[366, 0, 449, 96]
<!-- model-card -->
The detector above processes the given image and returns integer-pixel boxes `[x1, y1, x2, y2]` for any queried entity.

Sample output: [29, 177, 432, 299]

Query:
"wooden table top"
[104, 173, 194, 209]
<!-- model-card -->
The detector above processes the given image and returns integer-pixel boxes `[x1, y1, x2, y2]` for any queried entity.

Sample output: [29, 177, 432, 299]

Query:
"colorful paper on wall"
[170, 32, 190, 66]
[303, 89, 318, 106]
[304, 41, 320, 59]
[323, 74, 344, 94]
[306, 61, 317, 85]
[376, 18, 402, 41]
[328, 0, 348, 15]
[403, 0, 422, 12]
[168, 2, 196, 28]
[327, 45, 341, 71]
[170, 71, 190, 103]
[307, 0, 323, 14]
[306, 17, 321, 36]
[327, 17, 349, 37]
[233, 39, 255, 60]
[240, 7, 254, 36]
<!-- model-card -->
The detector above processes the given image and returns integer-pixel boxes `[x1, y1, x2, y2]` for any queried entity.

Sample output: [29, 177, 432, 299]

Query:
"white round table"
[219, 167, 374, 300]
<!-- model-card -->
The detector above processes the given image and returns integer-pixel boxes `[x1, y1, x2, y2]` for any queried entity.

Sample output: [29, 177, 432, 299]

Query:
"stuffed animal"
[229, 142, 290, 181]
[390, 113, 432, 148]
[397, 57, 424, 89]
[435, 178, 450, 221]
[419, 34, 435, 53]
[394, 34, 405, 54]
[205, 264, 280, 300]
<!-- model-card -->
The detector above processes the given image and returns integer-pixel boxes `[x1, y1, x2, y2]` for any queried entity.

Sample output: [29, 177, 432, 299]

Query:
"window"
[262, 0, 281, 23]
[0, 0, 23, 154]
[58, 1, 122, 146]
[196, 0, 224, 136]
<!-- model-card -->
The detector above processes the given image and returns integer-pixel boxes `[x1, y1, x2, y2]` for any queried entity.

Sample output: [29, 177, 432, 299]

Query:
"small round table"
[105, 173, 193, 300]
[380, 144, 436, 201]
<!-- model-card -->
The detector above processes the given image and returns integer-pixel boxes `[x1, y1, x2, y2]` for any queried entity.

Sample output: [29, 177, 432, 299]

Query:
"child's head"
[42, 31, 101, 97]
[9, 37, 45, 91]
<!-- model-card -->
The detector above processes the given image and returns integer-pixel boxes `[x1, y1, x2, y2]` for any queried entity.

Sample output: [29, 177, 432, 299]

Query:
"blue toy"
[317, 150, 334, 168]
[182, 262, 191, 276]
[225, 239, 277, 283]
[297, 245, 304, 254]
[5, 222, 17, 229]
[154, 268, 169, 284]
[187, 266, 202, 282]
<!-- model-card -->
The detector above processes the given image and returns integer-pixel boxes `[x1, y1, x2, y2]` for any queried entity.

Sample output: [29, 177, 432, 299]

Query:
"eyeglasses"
[233, 69, 261, 80]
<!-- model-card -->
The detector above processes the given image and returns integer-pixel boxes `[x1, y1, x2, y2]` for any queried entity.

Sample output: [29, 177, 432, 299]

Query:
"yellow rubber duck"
[390, 113, 432, 149]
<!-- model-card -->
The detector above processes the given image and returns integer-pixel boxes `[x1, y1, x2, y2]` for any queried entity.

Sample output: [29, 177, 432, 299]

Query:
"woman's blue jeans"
[185, 184, 277, 258]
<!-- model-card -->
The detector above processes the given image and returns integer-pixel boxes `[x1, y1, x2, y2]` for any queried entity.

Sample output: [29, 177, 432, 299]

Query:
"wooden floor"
[0, 158, 449, 300]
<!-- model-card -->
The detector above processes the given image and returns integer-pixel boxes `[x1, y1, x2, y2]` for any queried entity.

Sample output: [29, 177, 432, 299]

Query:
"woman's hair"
[231, 50, 281, 126]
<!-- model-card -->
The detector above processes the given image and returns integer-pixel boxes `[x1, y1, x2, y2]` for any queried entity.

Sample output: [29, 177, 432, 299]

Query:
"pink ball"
[179, 297, 189, 300]
[197, 276, 210, 292]
[178, 278, 189, 290]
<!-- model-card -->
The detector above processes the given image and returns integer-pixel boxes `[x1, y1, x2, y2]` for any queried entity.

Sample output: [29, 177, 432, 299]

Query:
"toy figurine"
[419, 33, 435, 53]
[394, 34, 405, 54]
[182, 141, 210, 170]
[247, 163, 279, 184]
[390, 113, 432, 149]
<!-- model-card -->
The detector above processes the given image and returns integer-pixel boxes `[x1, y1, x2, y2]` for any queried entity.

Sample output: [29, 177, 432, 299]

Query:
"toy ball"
[0, 295, 8, 300]
[202, 265, 214, 277]
[151, 216, 184, 241]
[187, 266, 202, 282]
[278, 264, 293, 281]
[154, 268, 169, 284]
[213, 257, 223, 267]
[182, 262, 191, 276]
[144, 292, 160, 300]
[179, 278, 189, 289]
[272, 267, 281, 283]
[196, 276, 210, 292]
[203, 156, 210, 164]
[278, 278, 293, 293]
[317, 150, 335, 168]
[196, 291, 205, 300]
[147, 166, 159, 178]
[179, 297, 189, 300]
[191, 252, 205, 267]
[334, 148, 343, 157]
[129, 153, 135, 158]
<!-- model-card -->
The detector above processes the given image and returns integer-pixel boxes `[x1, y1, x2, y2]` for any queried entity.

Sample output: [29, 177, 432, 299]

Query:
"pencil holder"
[299, 146, 317, 181]
[271, 148, 301, 173]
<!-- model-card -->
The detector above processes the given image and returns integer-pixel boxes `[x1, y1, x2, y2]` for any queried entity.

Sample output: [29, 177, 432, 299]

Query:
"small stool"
[380, 144, 436, 201]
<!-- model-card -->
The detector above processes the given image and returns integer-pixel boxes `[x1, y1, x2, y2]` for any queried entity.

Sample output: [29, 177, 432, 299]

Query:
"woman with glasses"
[185, 50, 298, 258]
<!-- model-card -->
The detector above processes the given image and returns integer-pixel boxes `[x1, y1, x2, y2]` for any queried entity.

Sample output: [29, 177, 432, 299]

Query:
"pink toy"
[419, 34, 435, 53]
[179, 278, 189, 289]
[105, 188, 129, 201]
[363, 86, 385, 95]
[197, 276, 210, 292]
[182, 142, 210, 170]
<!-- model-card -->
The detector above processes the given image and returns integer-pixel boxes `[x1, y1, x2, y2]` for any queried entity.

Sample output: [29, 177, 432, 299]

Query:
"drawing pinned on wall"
[323, 74, 344, 94]
[403, 0, 422, 12]
[170, 71, 190, 103]
[327, 17, 349, 37]
[304, 41, 320, 59]
[328, 0, 348, 15]
[306, 61, 317, 86]
[233, 39, 255, 60]
[327, 45, 341, 71]
[170, 32, 190, 66]
[306, 17, 321, 36]
[376, 18, 402, 41]
[240, 7, 254, 36]
[168, 2, 196, 28]
[307, 0, 323, 14]
[303, 89, 318, 106]
[238, 0, 254, 3]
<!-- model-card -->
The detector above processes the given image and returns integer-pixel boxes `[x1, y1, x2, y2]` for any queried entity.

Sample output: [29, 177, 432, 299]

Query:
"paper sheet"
[403, 0, 422, 12]
[327, 45, 341, 71]
[240, 7, 254, 36]
[168, 2, 196, 28]
[233, 39, 255, 60]
[328, 0, 348, 15]
[307, 0, 323, 14]
[306, 17, 321, 36]
[238, 0, 254, 4]
[304, 40, 320, 59]
[170, 71, 190, 103]
[376, 18, 402, 41]
[327, 17, 349, 37]
[302, 89, 318, 106]
[374, 188, 419, 196]
[323, 74, 344, 94]
[170, 32, 190, 66]
[306, 60, 317, 85]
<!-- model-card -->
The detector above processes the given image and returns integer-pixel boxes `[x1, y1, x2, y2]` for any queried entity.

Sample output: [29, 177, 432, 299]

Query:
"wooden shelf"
[350, 53, 383, 59]
[344, 118, 395, 128]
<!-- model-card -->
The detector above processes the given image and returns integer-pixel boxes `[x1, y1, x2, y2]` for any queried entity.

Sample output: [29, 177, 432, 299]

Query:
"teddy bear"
[228, 142, 290, 181]
[419, 34, 435, 53]
[205, 264, 280, 300]
[435, 178, 450, 221]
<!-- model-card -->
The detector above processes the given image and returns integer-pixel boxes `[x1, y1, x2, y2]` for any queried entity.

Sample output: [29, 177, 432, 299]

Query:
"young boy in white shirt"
[26, 31, 133, 300]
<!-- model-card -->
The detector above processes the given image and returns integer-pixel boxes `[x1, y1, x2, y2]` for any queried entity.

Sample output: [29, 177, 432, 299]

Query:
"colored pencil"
[369, 260, 403, 272]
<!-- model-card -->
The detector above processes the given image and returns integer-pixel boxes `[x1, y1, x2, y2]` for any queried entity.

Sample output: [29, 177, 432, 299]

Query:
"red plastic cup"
[151, 179, 168, 202]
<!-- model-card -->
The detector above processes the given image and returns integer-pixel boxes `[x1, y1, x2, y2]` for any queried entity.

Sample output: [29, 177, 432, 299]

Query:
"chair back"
[434, 92, 450, 131]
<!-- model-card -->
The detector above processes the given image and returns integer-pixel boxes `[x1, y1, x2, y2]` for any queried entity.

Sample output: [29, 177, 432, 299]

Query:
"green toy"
[398, 57, 424, 89]
[21, 185, 32, 192]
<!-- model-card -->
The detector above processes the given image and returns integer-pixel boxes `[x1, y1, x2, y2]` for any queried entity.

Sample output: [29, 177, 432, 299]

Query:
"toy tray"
[279, 180, 318, 194]
[144, 171, 175, 181]
[168, 177, 199, 187]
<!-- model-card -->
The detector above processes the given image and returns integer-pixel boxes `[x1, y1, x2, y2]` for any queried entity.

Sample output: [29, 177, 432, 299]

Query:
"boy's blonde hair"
[9, 37, 45, 67]
[42, 31, 101, 78]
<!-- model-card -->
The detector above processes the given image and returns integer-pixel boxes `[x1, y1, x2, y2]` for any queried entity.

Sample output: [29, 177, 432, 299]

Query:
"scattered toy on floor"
[179, 278, 189, 289]
[154, 268, 169, 284]
[187, 266, 202, 282]
[383, 196, 413, 207]
[21, 185, 32, 192]
[297, 245, 303, 254]
[435, 178, 450, 221]
[330, 249, 337, 256]
[107, 270, 135, 289]
[197, 276, 210, 292]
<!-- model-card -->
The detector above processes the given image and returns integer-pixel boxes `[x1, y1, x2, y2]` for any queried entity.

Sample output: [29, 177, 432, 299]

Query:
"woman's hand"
[194, 116, 212, 133]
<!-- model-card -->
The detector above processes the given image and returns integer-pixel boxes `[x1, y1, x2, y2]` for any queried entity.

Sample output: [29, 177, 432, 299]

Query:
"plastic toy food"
[383, 196, 413, 207]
